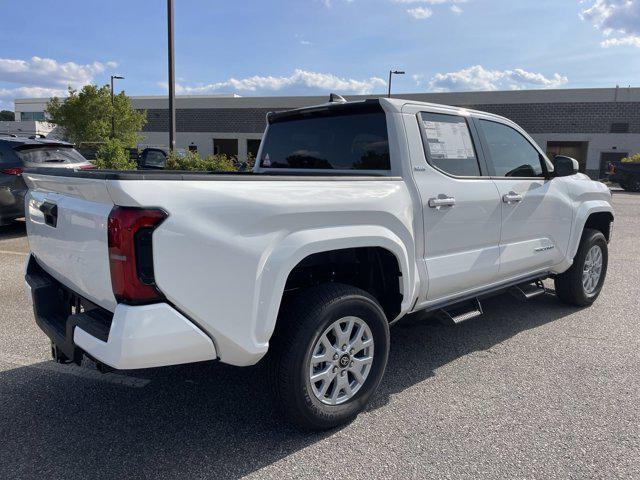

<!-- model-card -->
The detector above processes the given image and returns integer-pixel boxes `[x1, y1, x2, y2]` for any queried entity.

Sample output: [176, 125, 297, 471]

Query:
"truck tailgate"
[24, 173, 117, 312]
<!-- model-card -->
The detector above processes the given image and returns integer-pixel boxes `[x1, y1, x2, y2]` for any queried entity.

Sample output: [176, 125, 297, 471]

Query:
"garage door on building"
[213, 138, 238, 158]
[546, 141, 589, 173]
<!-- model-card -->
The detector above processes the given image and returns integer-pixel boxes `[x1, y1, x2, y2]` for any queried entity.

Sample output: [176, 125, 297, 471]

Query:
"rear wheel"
[269, 283, 390, 430]
[555, 228, 608, 306]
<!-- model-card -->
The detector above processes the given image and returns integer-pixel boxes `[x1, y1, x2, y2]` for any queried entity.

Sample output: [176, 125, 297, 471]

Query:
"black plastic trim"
[26, 256, 113, 363]
[23, 167, 400, 181]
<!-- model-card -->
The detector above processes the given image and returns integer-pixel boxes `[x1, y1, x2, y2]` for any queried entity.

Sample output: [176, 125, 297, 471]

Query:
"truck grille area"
[26, 256, 114, 364]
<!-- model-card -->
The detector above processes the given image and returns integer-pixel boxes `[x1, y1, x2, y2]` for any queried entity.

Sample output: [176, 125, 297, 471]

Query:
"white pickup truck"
[23, 97, 614, 429]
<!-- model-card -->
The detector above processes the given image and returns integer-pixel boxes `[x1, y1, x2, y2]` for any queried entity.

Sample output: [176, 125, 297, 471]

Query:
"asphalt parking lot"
[1, 192, 638, 480]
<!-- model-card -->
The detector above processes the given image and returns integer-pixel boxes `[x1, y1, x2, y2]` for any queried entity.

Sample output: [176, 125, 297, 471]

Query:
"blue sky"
[1, 0, 639, 109]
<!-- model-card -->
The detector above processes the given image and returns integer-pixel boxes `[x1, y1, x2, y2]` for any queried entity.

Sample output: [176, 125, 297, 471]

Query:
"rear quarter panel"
[106, 178, 417, 366]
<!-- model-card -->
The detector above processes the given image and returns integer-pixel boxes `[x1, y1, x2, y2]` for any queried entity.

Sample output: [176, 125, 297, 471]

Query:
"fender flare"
[252, 225, 417, 346]
[567, 201, 614, 259]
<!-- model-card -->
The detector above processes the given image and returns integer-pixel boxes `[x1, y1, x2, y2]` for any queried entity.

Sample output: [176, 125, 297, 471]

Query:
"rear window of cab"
[260, 103, 390, 171]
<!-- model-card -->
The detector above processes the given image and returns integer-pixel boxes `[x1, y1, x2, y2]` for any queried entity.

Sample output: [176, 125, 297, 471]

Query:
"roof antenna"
[329, 93, 347, 103]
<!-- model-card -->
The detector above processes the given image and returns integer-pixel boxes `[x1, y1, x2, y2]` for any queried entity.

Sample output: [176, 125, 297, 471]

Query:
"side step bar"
[436, 279, 548, 325]
[438, 298, 483, 324]
[510, 280, 546, 301]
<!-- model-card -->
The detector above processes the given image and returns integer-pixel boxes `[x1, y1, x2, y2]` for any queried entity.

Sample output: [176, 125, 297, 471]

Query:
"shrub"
[93, 138, 137, 170]
[165, 150, 237, 172]
[621, 153, 640, 163]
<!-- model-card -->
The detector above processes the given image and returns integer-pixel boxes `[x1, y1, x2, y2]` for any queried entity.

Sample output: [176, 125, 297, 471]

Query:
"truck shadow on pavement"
[0, 292, 579, 480]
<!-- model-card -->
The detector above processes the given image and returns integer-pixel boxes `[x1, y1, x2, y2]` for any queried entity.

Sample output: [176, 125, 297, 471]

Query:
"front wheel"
[555, 228, 608, 306]
[269, 283, 390, 430]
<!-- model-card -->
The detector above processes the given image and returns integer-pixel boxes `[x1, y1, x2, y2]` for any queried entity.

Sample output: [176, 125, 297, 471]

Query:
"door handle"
[428, 196, 456, 208]
[502, 192, 523, 204]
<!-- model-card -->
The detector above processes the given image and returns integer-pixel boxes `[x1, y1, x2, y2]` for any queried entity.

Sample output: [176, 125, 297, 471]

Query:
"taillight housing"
[1, 167, 24, 175]
[79, 165, 97, 170]
[107, 206, 167, 305]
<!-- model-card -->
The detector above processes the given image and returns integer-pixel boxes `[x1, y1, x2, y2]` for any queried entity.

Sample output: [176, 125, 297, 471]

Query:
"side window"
[419, 113, 481, 177]
[479, 120, 544, 177]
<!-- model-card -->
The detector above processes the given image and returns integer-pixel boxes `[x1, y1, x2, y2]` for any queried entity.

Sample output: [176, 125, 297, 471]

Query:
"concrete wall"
[0, 121, 56, 137]
[139, 131, 263, 157]
[12, 88, 640, 171]
[530, 133, 640, 177]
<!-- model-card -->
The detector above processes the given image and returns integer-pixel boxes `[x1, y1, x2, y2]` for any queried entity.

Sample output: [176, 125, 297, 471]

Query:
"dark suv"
[0, 135, 93, 225]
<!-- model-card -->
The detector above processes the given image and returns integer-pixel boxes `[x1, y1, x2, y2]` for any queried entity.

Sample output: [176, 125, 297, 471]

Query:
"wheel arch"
[253, 226, 417, 348]
[568, 202, 614, 260]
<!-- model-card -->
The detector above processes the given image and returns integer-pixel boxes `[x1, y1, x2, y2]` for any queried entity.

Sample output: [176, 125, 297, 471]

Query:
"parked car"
[607, 159, 640, 191]
[137, 146, 186, 169]
[22, 97, 613, 429]
[0, 135, 93, 225]
[77, 142, 139, 162]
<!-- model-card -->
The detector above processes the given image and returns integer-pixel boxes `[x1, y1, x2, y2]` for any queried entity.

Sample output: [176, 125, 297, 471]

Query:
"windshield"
[16, 146, 87, 164]
[259, 103, 390, 171]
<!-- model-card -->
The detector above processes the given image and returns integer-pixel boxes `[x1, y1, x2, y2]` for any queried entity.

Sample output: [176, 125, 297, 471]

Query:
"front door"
[476, 118, 573, 278]
[404, 107, 502, 303]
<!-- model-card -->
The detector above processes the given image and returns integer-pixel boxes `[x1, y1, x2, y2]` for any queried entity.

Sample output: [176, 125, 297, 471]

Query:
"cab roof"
[266, 96, 515, 126]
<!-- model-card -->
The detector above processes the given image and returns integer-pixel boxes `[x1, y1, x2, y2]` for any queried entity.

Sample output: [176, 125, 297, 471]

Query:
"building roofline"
[12, 86, 640, 110]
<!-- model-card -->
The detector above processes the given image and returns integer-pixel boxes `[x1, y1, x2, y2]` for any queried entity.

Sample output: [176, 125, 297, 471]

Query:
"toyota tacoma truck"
[22, 97, 614, 430]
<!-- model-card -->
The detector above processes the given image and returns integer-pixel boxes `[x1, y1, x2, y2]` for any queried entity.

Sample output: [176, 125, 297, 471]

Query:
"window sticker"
[423, 119, 475, 160]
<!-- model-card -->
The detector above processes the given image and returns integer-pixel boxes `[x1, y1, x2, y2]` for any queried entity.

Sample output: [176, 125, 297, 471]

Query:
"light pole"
[388, 70, 405, 98]
[110, 75, 125, 138]
[167, 0, 176, 152]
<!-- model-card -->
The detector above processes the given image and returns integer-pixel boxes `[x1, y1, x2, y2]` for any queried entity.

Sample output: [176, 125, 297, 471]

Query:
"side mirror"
[553, 155, 579, 177]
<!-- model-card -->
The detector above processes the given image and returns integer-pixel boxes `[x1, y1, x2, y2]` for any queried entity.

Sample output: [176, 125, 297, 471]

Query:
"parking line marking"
[0, 250, 27, 256]
[0, 353, 151, 388]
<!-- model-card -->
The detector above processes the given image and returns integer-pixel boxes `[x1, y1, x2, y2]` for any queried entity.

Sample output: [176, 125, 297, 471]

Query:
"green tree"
[165, 150, 236, 172]
[0, 110, 15, 121]
[45, 84, 146, 146]
[93, 138, 137, 170]
[621, 153, 640, 163]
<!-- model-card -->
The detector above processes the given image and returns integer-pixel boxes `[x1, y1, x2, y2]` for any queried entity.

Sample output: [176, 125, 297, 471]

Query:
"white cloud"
[426, 65, 569, 92]
[159, 69, 387, 96]
[0, 86, 69, 110]
[407, 6, 433, 18]
[581, 0, 640, 48]
[0, 56, 117, 89]
[0, 56, 118, 110]
[601, 35, 640, 46]
[325, 0, 468, 18]
[391, 0, 467, 18]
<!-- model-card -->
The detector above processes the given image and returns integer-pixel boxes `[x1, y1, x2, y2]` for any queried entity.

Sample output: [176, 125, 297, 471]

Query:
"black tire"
[268, 283, 390, 430]
[555, 228, 608, 306]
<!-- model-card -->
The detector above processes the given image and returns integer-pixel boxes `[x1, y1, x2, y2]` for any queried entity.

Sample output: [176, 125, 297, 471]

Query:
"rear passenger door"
[475, 118, 573, 278]
[403, 107, 502, 302]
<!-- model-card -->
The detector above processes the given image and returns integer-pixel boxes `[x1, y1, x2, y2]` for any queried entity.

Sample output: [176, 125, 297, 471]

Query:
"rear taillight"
[79, 165, 97, 170]
[107, 206, 167, 305]
[1, 167, 23, 175]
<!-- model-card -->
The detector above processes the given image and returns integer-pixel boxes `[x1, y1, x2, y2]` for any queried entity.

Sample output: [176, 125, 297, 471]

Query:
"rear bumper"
[25, 256, 217, 369]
